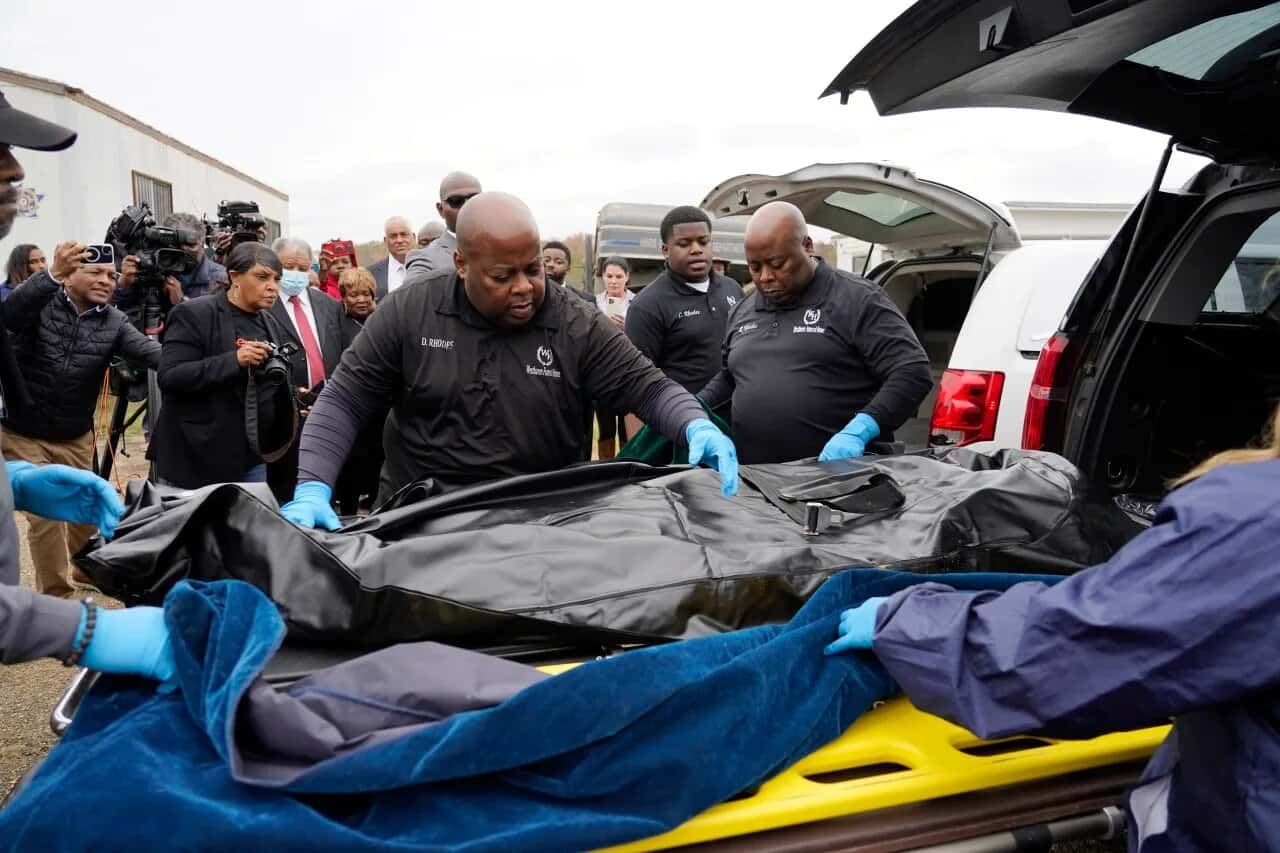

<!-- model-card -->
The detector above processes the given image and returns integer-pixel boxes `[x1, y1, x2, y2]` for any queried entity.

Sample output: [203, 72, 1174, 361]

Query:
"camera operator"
[114, 211, 228, 317]
[148, 243, 296, 488]
[2, 240, 160, 598]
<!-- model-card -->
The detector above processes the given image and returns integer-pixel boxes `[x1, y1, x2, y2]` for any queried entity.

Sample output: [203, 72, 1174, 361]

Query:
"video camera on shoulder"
[105, 202, 199, 287]
[211, 200, 266, 252]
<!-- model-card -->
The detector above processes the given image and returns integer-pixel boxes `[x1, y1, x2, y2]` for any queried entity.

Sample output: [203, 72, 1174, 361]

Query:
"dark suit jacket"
[267, 289, 346, 391]
[368, 257, 389, 302]
[149, 292, 294, 488]
[265, 289, 348, 502]
[402, 231, 457, 289]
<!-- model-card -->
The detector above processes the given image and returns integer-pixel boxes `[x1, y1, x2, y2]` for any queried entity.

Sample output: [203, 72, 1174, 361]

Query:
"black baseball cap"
[0, 89, 76, 152]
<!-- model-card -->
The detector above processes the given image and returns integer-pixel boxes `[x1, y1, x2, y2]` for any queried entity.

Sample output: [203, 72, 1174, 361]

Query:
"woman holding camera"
[149, 243, 296, 489]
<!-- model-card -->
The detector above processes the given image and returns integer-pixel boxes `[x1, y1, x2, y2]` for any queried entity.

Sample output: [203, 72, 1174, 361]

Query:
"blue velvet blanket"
[1, 570, 1054, 851]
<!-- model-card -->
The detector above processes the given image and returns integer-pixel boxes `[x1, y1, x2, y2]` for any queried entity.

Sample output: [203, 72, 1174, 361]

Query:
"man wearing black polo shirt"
[625, 206, 744, 394]
[280, 193, 740, 530]
[700, 202, 932, 465]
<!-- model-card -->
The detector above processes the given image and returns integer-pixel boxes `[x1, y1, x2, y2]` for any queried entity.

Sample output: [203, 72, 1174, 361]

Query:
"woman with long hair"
[827, 405, 1280, 850]
[593, 257, 635, 459]
[3, 243, 44, 300]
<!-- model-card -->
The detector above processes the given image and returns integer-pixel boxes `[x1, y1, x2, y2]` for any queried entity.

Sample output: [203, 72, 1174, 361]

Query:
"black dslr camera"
[215, 200, 266, 250]
[258, 340, 299, 386]
[105, 203, 200, 286]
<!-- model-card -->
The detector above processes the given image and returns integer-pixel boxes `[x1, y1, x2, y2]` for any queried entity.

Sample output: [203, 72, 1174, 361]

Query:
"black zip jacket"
[624, 268, 744, 393]
[3, 271, 159, 441]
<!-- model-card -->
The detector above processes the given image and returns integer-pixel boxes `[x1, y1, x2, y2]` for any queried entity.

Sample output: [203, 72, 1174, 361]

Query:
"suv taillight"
[929, 369, 1005, 447]
[1023, 333, 1072, 451]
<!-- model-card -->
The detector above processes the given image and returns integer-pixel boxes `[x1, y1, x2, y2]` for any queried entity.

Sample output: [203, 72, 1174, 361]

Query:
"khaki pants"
[2, 428, 95, 598]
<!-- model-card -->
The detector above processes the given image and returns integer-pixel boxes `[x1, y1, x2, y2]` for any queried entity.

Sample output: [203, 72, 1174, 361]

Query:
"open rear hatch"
[824, 0, 1280, 159]
[701, 162, 1020, 256]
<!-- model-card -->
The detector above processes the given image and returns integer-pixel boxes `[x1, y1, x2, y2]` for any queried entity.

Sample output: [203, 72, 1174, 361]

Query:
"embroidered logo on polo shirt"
[737, 321, 759, 334]
[726, 296, 738, 307]
[527, 346, 562, 379]
[423, 337, 455, 350]
[676, 309, 703, 319]
[794, 307, 826, 335]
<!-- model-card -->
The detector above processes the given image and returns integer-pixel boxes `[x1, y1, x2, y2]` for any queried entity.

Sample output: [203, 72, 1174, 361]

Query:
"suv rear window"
[1204, 210, 1280, 313]
[1128, 4, 1280, 82]
[823, 191, 931, 228]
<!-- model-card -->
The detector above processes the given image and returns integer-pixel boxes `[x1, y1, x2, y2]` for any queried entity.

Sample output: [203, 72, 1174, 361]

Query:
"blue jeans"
[242, 464, 267, 483]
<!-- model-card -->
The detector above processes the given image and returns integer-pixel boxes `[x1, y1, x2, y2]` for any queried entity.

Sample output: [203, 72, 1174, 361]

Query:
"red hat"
[321, 239, 358, 265]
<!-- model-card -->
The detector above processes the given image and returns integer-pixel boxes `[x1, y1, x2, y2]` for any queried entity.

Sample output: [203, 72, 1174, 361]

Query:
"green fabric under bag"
[615, 402, 731, 465]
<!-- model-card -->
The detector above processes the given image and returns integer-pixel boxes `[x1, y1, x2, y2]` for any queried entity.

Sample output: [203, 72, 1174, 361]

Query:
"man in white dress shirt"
[369, 216, 415, 302]
[267, 236, 348, 500]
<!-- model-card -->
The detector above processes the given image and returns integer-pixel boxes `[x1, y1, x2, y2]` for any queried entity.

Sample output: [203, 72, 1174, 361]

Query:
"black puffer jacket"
[3, 270, 160, 441]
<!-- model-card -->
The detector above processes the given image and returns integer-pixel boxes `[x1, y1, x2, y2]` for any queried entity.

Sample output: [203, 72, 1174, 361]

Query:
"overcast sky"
[3, 0, 1207, 246]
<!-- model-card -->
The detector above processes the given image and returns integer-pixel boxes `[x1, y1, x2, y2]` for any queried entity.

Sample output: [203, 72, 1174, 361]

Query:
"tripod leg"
[97, 393, 137, 481]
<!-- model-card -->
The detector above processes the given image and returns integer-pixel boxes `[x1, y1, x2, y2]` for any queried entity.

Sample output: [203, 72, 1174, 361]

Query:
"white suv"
[928, 240, 1108, 452]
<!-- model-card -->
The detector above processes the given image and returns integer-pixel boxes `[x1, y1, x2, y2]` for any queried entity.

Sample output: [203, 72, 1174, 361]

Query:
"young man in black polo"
[624, 206, 744, 396]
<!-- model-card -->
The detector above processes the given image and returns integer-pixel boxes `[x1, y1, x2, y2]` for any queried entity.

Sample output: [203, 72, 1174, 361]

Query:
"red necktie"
[290, 295, 326, 386]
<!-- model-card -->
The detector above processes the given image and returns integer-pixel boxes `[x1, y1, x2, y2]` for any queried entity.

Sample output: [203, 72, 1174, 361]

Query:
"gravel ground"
[0, 445, 147, 802]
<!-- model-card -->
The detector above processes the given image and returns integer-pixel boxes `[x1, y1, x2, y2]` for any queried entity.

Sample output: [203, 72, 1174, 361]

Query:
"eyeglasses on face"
[444, 193, 479, 209]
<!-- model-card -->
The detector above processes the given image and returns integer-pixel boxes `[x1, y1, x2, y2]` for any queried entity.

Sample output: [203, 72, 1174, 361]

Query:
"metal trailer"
[586, 202, 750, 293]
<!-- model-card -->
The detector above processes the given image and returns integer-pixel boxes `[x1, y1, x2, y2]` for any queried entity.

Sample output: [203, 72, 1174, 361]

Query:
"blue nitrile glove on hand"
[281, 480, 341, 530]
[685, 418, 739, 498]
[81, 606, 176, 685]
[818, 413, 881, 462]
[824, 596, 889, 655]
[7, 461, 125, 540]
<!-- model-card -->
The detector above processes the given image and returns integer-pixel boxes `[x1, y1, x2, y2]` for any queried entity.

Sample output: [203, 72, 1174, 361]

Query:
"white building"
[0, 67, 288, 263]
[835, 201, 1132, 273]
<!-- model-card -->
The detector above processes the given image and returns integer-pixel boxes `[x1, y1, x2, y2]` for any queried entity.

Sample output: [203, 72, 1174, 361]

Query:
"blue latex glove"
[7, 461, 125, 540]
[818, 413, 881, 462]
[281, 480, 341, 530]
[685, 418, 739, 498]
[80, 606, 176, 685]
[824, 596, 889, 655]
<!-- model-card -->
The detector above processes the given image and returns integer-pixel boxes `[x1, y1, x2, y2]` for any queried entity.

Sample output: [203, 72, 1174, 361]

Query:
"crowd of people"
[4, 85, 1280, 850]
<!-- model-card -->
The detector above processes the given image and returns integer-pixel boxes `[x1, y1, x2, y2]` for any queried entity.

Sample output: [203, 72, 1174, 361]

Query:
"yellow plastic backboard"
[535, 661, 1165, 852]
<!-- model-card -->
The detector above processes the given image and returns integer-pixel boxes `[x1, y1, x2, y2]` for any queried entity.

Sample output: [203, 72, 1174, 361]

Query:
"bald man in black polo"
[282, 193, 740, 529]
[701, 202, 932, 465]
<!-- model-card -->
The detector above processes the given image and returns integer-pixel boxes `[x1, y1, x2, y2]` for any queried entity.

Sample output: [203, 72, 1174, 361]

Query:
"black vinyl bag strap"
[244, 369, 299, 464]
[739, 467, 906, 530]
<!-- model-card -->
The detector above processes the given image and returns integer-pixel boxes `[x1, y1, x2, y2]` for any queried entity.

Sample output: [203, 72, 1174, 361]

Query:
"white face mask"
[280, 268, 309, 296]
